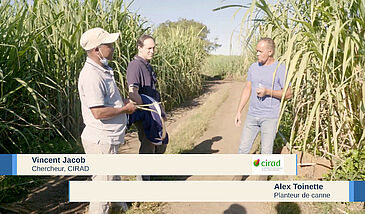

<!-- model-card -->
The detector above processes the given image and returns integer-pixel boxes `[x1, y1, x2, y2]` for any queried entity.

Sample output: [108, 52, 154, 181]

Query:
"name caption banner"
[69, 181, 365, 202]
[0, 154, 297, 176]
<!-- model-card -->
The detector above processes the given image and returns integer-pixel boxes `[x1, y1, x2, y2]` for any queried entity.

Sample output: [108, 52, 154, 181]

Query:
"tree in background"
[156, 18, 221, 52]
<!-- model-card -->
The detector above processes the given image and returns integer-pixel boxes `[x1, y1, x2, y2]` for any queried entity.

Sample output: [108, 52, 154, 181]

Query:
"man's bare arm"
[128, 86, 143, 105]
[90, 102, 136, 120]
[257, 87, 293, 99]
[235, 82, 252, 127]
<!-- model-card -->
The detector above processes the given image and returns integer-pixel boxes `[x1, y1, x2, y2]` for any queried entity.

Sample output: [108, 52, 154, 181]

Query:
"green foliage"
[0, 0, 147, 153]
[153, 23, 209, 110]
[0, 176, 46, 203]
[253, 0, 364, 157]
[200, 55, 252, 80]
[156, 18, 221, 52]
[0, 1, 213, 155]
[218, 0, 365, 180]
[325, 149, 365, 181]
[0, 0, 212, 204]
[273, 102, 294, 152]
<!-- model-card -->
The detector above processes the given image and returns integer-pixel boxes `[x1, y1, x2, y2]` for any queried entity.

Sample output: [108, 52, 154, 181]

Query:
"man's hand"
[256, 87, 293, 99]
[91, 101, 136, 119]
[256, 87, 267, 97]
[234, 112, 241, 127]
[123, 101, 137, 114]
[122, 98, 130, 105]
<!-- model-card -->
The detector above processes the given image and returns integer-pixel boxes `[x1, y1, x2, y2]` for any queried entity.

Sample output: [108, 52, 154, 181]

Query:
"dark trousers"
[135, 121, 167, 180]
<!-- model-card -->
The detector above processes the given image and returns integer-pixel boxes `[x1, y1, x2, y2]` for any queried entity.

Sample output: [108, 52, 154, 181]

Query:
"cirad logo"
[253, 159, 281, 167]
[252, 155, 285, 175]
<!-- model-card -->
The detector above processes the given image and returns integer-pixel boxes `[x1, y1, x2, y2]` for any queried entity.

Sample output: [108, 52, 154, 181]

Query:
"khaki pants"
[82, 138, 121, 214]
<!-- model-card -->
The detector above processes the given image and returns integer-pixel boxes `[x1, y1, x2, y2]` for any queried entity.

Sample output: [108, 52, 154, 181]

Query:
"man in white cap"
[78, 27, 136, 213]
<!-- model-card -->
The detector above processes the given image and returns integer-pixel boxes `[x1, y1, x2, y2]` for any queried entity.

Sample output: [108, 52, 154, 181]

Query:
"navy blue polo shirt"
[126, 56, 161, 102]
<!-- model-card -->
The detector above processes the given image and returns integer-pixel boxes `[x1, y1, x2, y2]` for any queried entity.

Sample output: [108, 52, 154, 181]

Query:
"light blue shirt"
[246, 61, 287, 119]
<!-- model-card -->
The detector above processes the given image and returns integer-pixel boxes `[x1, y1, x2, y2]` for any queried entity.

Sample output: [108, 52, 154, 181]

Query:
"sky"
[126, 0, 251, 55]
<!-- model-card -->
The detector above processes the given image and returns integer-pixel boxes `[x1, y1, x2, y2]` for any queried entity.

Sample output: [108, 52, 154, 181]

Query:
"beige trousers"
[82, 138, 121, 214]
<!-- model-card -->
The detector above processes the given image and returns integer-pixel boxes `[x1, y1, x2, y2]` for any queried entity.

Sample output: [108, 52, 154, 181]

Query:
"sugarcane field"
[0, 0, 364, 213]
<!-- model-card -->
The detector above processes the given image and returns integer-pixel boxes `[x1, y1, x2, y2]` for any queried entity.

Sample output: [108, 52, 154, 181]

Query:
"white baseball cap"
[80, 27, 119, 51]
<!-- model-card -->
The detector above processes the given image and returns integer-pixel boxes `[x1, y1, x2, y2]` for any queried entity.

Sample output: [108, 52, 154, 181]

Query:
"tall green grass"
[1, 0, 210, 154]
[0, 0, 147, 154]
[1, 0, 211, 204]
[200, 55, 253, 80]
[219, 0, 365, 180]
[153, 26, 208, 110]
[0, 0, 147, 203]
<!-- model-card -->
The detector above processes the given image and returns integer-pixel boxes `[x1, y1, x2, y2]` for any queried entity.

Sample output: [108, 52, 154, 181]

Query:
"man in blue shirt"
[234, 38, 292, 155]
[127, 35, 167, 181]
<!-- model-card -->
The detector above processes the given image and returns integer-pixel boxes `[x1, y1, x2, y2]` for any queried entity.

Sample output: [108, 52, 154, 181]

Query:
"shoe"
[111, 202, 128, 213]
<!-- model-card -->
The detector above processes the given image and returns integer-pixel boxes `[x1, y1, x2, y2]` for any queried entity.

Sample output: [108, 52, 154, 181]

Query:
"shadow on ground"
[223, 204, 247, 214]
[182, 136, 222, 154]
[275, 202, 301, 214]
[152, 136, 222, 181]
[0, 176, 89, 213]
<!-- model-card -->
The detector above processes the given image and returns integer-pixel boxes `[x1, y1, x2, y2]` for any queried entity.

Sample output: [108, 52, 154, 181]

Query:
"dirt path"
[161, 81, 333, 214]
[163, 80, 270, 214]
[0, 80, 238, 213]
[1, 80, 334, 213]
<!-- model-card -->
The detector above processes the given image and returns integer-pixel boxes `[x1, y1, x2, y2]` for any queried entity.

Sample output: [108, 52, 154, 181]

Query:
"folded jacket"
[128, 94, 168, 145]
